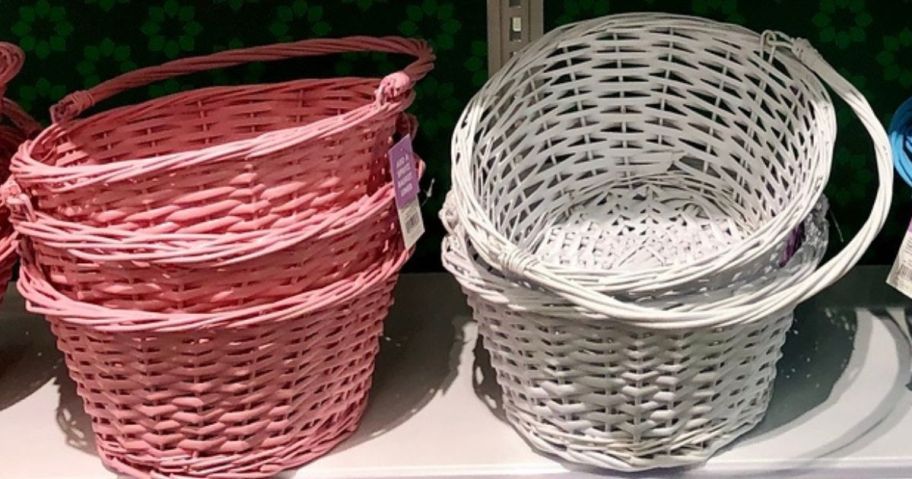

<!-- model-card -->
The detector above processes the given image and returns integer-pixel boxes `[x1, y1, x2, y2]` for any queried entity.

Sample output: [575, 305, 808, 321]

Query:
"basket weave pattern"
[6, 36, 434, 478]
[451, 15, 835, 298]
[475, 300, 791, 468]
[23, 245, 406, 478]
[444, 197, 828, 469]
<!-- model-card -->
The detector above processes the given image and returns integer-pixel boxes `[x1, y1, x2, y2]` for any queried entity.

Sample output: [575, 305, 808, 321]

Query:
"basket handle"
[474, 33, 892, 329]
[1, 98, 40, 138]
[0, 43, 40, 148]
[0, 43, 24, 97]
[50, 36, 435, 122]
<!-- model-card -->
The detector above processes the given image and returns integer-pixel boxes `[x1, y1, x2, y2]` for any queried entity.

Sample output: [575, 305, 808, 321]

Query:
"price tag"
[887, 218, 912, 297]
[388, 134, 424, 249]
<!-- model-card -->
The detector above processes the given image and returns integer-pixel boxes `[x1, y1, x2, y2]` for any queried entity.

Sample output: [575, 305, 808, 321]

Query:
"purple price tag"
[389, 134, 419, 207]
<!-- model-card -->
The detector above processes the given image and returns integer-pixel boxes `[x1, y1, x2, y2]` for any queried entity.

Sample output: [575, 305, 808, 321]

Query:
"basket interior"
[468, 23, 832, 271]
[38, 77, 380, 167]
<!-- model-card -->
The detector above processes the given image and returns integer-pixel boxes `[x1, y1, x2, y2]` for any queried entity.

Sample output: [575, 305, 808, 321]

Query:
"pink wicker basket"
[0, 43, 39, 293]
[5, 120, 423, 312]
[16, 239, 409, 478]
[1, 37, 432, 478]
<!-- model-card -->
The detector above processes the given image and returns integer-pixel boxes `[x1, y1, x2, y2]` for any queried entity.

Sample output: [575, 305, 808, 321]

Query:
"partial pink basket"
[0, 42, 39, 294]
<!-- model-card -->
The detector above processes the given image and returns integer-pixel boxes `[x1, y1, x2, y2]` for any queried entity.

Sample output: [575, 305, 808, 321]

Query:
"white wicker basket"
[450, 13, 891, 328]
[442, 197, 829, 470]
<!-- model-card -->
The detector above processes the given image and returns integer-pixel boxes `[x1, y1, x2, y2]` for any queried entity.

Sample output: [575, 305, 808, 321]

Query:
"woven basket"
[12, 37, 433, 230]
[442, 197, 828, 470]
[17, 235, 409, 478]
[450, 13, 891, 314]
[0, 43, 39, 293]
[890, 97, 912, 187]
[4, 37, 431, 312]
[2, 37, 431, 478]
[4, 124, 423, 312]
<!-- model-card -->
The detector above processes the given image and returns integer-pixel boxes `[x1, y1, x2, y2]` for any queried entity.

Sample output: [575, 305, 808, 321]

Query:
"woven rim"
[13, 37, 434, 191]
[448, 13, 891, 328]
[17, 235, 410, 333]
[3, 157, 425, 267]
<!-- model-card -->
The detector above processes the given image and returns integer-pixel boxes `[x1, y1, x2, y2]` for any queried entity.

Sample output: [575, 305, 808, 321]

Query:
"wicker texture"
[452, 15, 833, 297]
[0, 43, 38, 292]
[5, 139, 421, 313]
[13, 38, 433, 232]
[19, 243, 408, 478]
[444, 12, 890, 471]
[443, 198, 827, 470]
[449, 14, 891, 330]
[3, 37, 432, 312]
[4, 36, 433, 478]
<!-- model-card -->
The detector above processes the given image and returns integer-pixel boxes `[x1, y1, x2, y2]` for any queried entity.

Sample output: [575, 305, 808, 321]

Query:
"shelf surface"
[1, 266, 911, 478]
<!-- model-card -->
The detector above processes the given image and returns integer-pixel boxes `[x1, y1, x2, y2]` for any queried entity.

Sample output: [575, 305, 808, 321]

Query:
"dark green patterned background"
[0, 0, 909, 271]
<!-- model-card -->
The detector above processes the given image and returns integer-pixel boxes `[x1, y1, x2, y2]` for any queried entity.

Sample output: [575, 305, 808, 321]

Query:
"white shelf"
[1, 267, 912, 478]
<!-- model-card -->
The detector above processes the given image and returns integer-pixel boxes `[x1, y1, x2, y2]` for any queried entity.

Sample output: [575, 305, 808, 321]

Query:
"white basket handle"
[482, 32, 893, 329]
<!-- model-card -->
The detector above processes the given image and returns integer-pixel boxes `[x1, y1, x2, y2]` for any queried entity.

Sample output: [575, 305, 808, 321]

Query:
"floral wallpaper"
[0, 0, 909, 270]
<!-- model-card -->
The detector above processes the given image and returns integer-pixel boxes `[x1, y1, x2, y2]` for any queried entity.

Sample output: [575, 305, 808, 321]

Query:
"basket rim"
[17, 237, 410, 333]
[14, 85, 409, 187]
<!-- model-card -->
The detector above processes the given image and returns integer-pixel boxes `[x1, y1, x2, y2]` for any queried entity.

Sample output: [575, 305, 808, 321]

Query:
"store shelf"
[1, 267, 911, 478]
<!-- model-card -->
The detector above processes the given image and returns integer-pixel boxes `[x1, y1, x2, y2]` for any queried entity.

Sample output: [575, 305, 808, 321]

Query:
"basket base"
[44, 273, 400, 479]
[536, 181, 747, 271]
[97, 398, 370, 479]
[502, 389, 772, 471]
[471, 295, 793, 472]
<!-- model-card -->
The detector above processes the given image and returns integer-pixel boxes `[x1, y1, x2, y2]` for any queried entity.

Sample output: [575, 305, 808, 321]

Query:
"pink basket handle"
[51, 36, 435, 123]
[0, 43, 25, 97]
[2, 98, 40, 137]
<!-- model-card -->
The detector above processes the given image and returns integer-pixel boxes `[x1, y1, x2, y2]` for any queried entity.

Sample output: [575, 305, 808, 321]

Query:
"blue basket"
[890, 97, 912, 187]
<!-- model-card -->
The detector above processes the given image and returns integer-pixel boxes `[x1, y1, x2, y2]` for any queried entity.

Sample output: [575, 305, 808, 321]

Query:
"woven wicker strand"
[449, 14, 891, 329]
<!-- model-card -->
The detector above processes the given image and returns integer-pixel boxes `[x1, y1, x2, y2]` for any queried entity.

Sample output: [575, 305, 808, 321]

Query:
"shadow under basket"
[24, 249, 406, 479]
